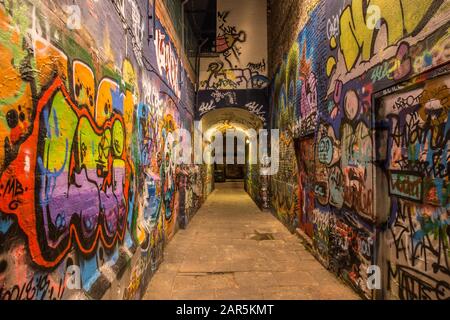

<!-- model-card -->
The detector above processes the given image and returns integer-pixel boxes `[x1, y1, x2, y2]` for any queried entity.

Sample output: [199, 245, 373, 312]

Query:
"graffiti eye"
[114, 139, 122, 154]
[0, 260, 7, 274]
[104, 102, 111, 115]
[6, 109, 19, 129]
[55, 214, 66, 230]
[19, 111, 26, 122]
[84, 217, 93, 231]
[75, 83, 81, 97]
[81, 142, 88, 158]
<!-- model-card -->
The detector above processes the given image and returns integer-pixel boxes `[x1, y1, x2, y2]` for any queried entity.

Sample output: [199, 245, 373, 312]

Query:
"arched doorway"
[200, 108, 267, 208]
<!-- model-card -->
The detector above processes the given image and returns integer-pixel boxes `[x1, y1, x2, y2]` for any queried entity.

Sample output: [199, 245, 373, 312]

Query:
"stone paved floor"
[143, 182, 360, 300]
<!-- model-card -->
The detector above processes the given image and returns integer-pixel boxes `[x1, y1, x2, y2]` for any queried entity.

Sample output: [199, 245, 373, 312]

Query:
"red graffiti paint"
[0, 78, 133, 268]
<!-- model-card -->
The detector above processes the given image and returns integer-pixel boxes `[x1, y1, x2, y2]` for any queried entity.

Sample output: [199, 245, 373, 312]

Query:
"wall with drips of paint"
[269, 0, 450, 299]
[0, 0, 213, 300]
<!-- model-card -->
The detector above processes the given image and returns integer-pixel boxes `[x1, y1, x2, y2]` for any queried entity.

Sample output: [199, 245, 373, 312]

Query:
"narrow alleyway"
[1, 0, 449, 303]
[143, 182, 359, 300]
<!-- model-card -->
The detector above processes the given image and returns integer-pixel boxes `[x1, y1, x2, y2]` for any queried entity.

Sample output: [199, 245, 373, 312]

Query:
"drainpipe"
[181, 0, 190, 59]
[148, 0, 156, 43]
[195, 38, 208, 118]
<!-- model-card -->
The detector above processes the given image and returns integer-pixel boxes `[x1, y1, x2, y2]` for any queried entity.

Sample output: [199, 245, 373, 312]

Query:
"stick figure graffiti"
[216, 11, 247, 68]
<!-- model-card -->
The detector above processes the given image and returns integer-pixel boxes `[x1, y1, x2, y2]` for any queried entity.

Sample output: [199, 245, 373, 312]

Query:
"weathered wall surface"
[0, 0, 213, 300]
[200, 0, 268, 91]
[245, 163, 262, 208]
[269, 0, 450, 299]
[267, 0, 319, 78]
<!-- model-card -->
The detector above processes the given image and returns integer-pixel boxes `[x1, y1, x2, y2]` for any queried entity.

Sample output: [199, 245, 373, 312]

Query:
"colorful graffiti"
[0, 0, 212, 300]
[201, 61, 268, 90]
[378, 72, 450, 300]
[269, 0, 450, 299]
[245, 164, 262, 209]
[270, 130, 299, 228]
[154, 27, 181, 97]
[132, 99, 181, 252]
[327, 0, 444, 74]
[296, 137, 315, 238]
[1, 75, 133, 268]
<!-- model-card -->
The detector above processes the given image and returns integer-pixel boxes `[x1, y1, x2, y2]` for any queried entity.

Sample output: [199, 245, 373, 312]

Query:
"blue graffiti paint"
[0, 214, 13, 234]
[111, 87, 125, 113]
[80, 255, 101, 291]
[37, 139, 69, 206]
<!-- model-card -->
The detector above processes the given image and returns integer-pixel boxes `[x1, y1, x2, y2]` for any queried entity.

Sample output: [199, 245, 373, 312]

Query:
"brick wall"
[268, 0, 319, 77]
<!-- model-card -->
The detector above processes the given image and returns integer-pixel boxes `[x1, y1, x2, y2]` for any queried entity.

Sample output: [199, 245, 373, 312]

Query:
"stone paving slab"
[143, 182, 360, 300]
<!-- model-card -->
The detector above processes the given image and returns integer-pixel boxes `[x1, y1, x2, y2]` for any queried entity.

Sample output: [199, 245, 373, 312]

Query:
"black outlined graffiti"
[200, 61, 268, 90]
[216, 11, 246, 68]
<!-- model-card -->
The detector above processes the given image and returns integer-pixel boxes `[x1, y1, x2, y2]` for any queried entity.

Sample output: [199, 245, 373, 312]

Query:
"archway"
[200, 108, 268, 209]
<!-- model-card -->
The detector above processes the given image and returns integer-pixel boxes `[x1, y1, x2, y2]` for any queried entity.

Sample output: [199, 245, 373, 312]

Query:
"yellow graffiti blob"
[123, 59, 138, 91]
[330, 36, 337, 50]
[73, 61, 136, 131]
[122, 60, 137, 154]
[96, 79, 118, 126]
[339, 0, 436, 71]
[73, 61, 96, 116]
[326, 56, 337, 77]
[43, 91, 78, 172]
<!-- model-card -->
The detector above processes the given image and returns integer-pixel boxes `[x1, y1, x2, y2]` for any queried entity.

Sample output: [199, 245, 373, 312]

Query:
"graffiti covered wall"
[0, 0, 212, 300]
[269, 0, 450, 299]
[377, 71, 450, 300]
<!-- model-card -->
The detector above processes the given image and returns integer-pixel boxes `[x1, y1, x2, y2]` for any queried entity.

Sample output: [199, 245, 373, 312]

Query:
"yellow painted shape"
[326, 56, 337, 77]
[96, 79, 118, 126]
[73, 61, 96, 117]
[43, 91, 78, 172]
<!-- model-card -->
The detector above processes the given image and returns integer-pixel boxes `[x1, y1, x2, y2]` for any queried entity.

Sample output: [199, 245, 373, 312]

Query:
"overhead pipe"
[148, 0, 156, 42]
[195, 38, 209, 119]
[181, 0, 190, 58]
